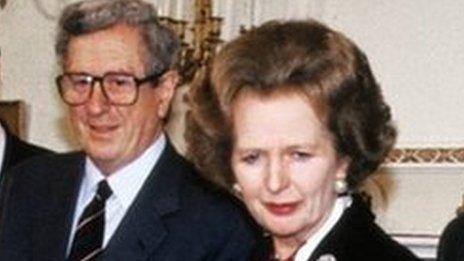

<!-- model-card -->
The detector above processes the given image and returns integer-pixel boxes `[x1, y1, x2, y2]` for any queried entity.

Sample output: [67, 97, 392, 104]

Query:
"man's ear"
[156, 70, 179, 119]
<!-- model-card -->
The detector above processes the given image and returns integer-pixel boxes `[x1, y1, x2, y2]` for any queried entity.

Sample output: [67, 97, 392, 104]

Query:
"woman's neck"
[272, 196, 351, 260]
[273, 237, 303, 260]
[271, 200, 336, 260]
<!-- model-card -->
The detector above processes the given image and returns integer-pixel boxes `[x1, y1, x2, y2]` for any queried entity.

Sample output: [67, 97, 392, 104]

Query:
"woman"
[186, 20, 419, 261]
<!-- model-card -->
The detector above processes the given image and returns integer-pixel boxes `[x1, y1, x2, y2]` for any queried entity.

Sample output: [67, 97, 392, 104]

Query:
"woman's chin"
[264, 220, 307, 239]
[259, 214, 319, 242]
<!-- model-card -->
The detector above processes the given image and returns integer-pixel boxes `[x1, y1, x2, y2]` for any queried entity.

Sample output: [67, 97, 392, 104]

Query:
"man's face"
[64, 24, 177, 174]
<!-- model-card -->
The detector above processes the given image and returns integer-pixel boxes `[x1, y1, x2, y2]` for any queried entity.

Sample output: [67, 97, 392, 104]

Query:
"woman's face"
[231, 91, 348, 242]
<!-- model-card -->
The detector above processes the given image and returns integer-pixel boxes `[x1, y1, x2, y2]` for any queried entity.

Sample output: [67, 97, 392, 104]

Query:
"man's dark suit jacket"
[437, 214, 464, 261]
[0, 142, 257, 260]
[0, 122, 52, 182]
[251, 194, 419, 261]
[0, 122, 53, 203]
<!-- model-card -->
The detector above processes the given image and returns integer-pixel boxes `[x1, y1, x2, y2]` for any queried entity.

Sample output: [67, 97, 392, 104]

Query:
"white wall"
[0, 0, 75, 150]
[1, 0, 463, 240]
[321, 0, 464, 147]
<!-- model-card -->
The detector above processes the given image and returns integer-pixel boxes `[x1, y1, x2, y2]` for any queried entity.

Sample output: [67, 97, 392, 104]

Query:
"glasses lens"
[103, 74, 137, 105]
[59, 74, 92, 105]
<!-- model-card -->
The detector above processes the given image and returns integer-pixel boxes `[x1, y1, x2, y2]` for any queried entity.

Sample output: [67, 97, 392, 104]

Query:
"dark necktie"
[68, 180, 113, 261]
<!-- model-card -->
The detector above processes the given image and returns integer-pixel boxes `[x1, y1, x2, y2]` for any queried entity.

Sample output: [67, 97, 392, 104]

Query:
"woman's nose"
[265, 158, 290, 194]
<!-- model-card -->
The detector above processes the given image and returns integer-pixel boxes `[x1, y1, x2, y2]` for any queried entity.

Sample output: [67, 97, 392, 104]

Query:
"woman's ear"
[335, 156, 350, 180]
[334, 157, 350, 194]
[232, 183, 244, 199]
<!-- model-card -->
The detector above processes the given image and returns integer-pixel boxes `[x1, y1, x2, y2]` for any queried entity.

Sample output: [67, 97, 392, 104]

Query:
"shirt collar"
[0, 124, 6, 174]
[83, 134, 166, 209]
[294, 195, 352, 261]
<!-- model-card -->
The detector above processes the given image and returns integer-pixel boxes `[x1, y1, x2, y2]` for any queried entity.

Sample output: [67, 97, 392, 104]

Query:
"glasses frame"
[56, 70, 166, 106]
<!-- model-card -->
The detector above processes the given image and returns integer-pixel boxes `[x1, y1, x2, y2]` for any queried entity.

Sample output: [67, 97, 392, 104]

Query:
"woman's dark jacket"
[251, 194, 420, 261]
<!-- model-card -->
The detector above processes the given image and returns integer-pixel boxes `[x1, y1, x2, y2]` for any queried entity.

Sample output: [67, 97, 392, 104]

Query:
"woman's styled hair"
[186, 19, 396, 190]
[55, 0, 180, 75]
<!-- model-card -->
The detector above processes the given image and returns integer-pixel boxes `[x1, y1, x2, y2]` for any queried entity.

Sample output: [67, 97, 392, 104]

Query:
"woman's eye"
[241, 153, 260, 164]
[291, 151, 312, 161]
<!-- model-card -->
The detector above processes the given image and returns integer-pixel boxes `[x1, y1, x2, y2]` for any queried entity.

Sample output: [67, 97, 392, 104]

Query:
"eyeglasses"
[56, 71, 166, 106]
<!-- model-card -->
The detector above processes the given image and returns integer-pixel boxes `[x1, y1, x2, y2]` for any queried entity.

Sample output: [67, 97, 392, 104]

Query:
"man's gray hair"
[55, 0, 180, 75]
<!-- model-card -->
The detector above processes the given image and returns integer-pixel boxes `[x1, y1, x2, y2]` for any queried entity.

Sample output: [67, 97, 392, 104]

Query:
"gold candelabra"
[159, 0, 223, 84]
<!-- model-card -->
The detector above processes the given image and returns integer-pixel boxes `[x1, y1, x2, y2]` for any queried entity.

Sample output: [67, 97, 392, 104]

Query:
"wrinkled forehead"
[63, 24, 148, 72]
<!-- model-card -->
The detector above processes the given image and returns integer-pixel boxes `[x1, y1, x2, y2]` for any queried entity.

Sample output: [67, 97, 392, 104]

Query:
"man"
[0, 48, 53, 195]
[438, 214, 464, 261]
[0, 121, 52, 189]
[0, 0, 256, 260]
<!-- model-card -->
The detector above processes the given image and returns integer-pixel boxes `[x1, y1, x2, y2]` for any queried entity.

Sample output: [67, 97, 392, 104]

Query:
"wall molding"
[386, 147, 464, 164]
[392, 234, 438, 260]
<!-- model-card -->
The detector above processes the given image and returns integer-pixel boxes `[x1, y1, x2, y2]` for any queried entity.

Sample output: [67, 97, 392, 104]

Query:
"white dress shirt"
[294, 195, 352, 261]
[67, 134, 166, 254]
[0, 125, 6, 176]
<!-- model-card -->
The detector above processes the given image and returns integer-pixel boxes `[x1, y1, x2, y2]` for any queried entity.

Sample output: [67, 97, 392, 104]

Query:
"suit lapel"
[308, 195, 374, 261]
[32, 153, 85, 260]
[0, 132, 28, 190]
[104, 142, 182, 260]
[0, 122, 51, 183]
[1, 123, 29, 173]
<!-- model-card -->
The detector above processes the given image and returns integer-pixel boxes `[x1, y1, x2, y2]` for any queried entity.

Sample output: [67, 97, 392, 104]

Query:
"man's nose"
[86, 81, 110, 114]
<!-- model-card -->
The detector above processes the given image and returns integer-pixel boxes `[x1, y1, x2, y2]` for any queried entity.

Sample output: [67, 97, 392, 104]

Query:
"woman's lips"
[265, 202, 300, 216]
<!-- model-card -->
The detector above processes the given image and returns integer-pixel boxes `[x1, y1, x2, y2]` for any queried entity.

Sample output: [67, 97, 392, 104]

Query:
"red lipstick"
[265, 202, 299, 216]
